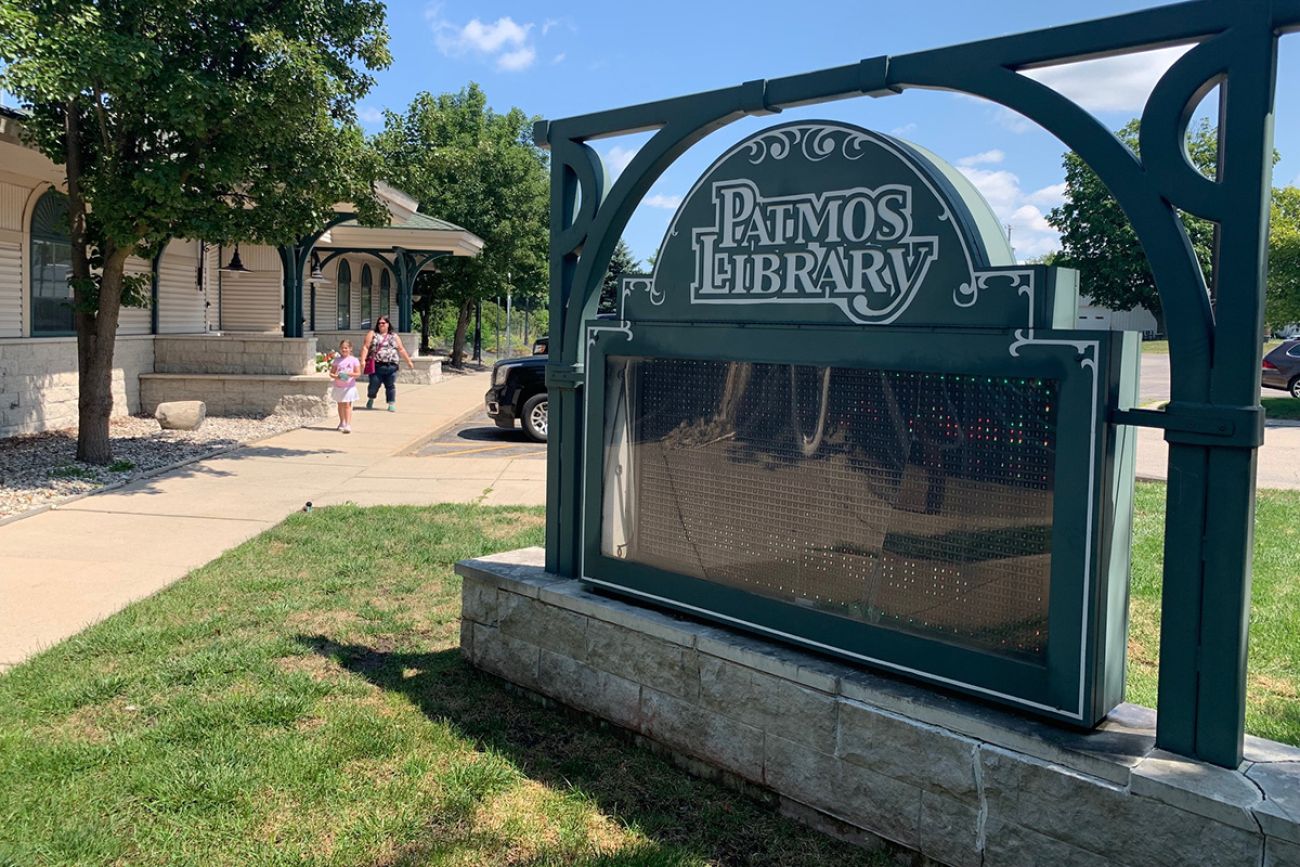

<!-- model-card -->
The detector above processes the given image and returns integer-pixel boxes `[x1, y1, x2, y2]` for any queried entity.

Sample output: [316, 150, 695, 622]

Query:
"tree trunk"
[62, 97, 126, 465]
[417, 293, 432, 354]
[450, 298, 472, 367]
[76, 248, 130, 464]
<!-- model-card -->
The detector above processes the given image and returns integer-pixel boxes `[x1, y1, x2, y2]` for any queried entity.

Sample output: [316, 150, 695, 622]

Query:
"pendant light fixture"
[310, 251, 330, 284]
[218, 244, 252, 274]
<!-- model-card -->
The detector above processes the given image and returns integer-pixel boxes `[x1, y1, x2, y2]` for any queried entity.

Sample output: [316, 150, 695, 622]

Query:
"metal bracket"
[1110, 403, 1264, 448]
[545, 362, 585, 390]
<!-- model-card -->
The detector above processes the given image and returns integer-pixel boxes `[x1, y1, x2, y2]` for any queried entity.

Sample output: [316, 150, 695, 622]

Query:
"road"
[1136, 353, 1300, 488]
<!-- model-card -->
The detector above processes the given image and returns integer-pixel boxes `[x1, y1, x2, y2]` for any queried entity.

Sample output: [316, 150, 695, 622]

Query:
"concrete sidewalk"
[0, 369, 545, 670]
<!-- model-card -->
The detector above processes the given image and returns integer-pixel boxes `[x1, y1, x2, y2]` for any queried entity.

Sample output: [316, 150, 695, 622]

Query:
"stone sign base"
[456, 548, 1300, 867]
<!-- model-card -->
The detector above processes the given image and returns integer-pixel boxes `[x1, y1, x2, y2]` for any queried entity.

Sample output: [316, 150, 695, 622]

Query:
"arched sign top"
[631, 121, 1042, 328]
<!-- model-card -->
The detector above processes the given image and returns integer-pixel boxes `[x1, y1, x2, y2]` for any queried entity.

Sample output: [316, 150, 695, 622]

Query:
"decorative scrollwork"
[743, 124, 877, 165]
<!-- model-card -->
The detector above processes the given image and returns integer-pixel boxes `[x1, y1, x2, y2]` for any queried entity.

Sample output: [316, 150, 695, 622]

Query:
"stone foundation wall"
[0, 336, 154, 438]
[140, 373, 330, 417]
[154, 335, 316, 376]
[457, 548, 1300, 867]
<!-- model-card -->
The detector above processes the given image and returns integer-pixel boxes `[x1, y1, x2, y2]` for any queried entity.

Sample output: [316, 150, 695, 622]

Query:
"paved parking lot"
[414, 417, 546, 460]
[1137, 353, 1300, 488]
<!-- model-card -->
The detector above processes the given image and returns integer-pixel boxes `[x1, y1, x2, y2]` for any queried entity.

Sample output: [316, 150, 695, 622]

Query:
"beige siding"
[217, 244, 282, 332]
[0, 181, 31, 338]
[118, 256, 152, 335]
[157, 239, 207, 334]
[0, 181, 29, 231]
[0, 240, 20, 337]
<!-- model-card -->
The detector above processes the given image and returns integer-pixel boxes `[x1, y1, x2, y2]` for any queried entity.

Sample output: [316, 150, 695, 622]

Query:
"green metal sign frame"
[537, 0, 1296, 767]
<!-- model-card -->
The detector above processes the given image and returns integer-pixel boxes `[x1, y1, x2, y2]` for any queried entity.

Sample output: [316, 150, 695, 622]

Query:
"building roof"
[318, 206, 484, 258]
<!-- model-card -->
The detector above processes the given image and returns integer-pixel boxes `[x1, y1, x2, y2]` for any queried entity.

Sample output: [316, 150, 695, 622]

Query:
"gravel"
[0, 414, 307, 519]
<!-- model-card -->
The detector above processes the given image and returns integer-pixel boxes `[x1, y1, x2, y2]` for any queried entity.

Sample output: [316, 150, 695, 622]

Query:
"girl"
[329, 340, 360, 433]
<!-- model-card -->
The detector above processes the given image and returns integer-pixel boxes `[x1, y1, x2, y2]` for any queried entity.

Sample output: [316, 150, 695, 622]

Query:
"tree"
[1268, 186, 1300, 330]
[1048, 118, 1300, 331]
[1047, 119, 1215, 329]
[372, 85, 548, 366]
[0, 0, 390, 463]
[598, 239, 641, 314]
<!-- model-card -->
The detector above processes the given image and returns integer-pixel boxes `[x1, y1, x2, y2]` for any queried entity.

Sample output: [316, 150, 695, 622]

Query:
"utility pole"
[505, 272, 513, 359]
[494, 296, 501, 357]
[473, 299, 482, 363]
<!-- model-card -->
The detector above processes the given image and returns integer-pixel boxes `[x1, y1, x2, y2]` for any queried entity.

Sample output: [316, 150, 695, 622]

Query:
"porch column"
[279, 243, 306, 339]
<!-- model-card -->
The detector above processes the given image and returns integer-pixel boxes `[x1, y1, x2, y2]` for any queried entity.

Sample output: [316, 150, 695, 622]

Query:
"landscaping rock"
[155, 401, 206, 430]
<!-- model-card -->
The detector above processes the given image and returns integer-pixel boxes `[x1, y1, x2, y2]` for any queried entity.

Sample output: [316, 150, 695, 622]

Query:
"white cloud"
[957, 149, 1005, 167]
[1026, 182, 1067, 208]
[429, 11, 538, 72]
[357, 106, 384, 124]
[603, 145, 639, 179]
[993, 107, 1036, 134]
[497, 46, 536, 71]
[551, 52, 566, 65]
[542, 18, 561, 36]
[1021, 45, 1189, 113]
[890, 123, 917, 137]
[958, 166, 1061, 260]
[643, 194, 682, 209]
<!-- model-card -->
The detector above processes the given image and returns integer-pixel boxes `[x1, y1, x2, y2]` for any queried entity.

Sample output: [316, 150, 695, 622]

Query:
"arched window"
[360, 264, 373, 328]
[336, 260, 351, 329]
[379, 270, 391, 318]
[30, 189, 74, 336]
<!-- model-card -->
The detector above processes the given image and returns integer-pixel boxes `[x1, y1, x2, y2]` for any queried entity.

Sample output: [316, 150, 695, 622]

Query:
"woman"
[359, 315, 415, 411]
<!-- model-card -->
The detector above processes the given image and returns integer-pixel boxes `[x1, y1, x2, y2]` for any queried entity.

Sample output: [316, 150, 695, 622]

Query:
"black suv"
[485, 354, 548, 441]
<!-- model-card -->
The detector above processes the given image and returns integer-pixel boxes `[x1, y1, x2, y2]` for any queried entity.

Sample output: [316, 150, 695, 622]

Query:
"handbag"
[363, 334, 377, 375]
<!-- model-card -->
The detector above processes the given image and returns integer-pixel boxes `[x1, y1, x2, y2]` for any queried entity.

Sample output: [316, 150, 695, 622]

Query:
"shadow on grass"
[297, 635, 884, 867]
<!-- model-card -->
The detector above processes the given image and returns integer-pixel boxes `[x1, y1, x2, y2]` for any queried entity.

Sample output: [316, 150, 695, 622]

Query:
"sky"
[351, 0, 1300, 272]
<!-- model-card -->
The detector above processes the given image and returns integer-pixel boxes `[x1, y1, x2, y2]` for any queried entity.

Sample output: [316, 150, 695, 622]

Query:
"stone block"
[837, 699, 980, 802]
[698, 654, 837, 754]
[538, 650, 641, 730]
[1267, 837, 1300, 867]
[460, 577, 501, 626]
[1131, 749, 1263, 831]
[765, 733, 921, 850]
[1248, 762, 1300, 844]
[640, 686, 765, 782]
[585, 617, 699, 701]
[838, 668, 1153, 786]
[459, 617, 475, 663]
[982, 817, 1109, 867]
[469, 621, 540, 692]
[697, 626, 841, 694]
[155, 400, 206, 430]
[980, 745, 1263, 867]
[919, 790, 981, 867]
[273, 394, 328, 417]
[497, 591, 588, 659]
[454, 548, 564, 599]
[542, 581, 706, 647]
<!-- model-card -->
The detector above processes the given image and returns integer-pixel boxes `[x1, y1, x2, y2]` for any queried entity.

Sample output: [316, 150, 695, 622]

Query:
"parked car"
[486, 354, 548, 441]
[1262, 339, 1300, 397]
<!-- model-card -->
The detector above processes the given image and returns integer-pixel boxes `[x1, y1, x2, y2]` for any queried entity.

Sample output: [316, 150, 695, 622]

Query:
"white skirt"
[331, 384, 358, 403]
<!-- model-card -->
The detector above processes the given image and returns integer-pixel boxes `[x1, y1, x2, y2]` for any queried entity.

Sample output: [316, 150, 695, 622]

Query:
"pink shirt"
[330, 355, 360, 389]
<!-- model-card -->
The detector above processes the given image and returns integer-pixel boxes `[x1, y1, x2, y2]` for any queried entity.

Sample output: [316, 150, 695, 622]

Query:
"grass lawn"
[0, 505, 887, 867]
[1126, 483, 1300, 745]
[1261, 396, 1300, 420]
[1142, 396, 1300, 421]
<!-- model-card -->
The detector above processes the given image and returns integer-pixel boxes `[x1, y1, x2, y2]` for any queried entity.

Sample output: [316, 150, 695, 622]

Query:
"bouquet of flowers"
[315, 350, 338, 373]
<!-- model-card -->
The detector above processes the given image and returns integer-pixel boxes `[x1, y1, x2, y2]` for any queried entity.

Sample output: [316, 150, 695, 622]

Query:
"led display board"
[578, 121, 1138, 725]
